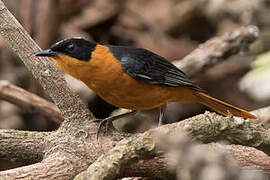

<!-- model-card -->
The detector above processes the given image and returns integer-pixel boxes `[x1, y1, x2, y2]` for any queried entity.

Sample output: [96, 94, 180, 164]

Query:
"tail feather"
[194, 92, 258, 120]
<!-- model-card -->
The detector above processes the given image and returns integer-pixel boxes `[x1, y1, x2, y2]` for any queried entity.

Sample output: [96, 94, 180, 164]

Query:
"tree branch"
[0, 129, 49, 163]
[0, 80, 62, 123]
[74, 134, 159, 180]
[174, 25, 259, 77]
[75, 107, 270, 180]
[0, 152, 88, 180]
[163, 111, 270, 154]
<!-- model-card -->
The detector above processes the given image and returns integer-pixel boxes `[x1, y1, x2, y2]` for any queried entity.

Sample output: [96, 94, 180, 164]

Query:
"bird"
[35, 37, 258, 135]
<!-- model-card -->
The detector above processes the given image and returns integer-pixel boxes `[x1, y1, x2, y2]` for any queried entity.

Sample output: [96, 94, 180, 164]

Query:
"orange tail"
[194, 92, 258, 120]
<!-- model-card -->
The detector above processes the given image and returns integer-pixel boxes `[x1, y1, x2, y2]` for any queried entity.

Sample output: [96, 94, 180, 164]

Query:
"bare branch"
[158, 111, 270, 154]
[74, 135, 158, 180]
[75, 107, 270, 179]
[174, 26, 259, 77]
[0, 80, 62, 123]
[208, 143, 270, 171]
[0, 129, 49, 163]
[0, 152, 87, 180]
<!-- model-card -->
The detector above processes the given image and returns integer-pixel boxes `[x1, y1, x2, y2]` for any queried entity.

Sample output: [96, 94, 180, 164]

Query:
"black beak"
[35, 49, 58, 57]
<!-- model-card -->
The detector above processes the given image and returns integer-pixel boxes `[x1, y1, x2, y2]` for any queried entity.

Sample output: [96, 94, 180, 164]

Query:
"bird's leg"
[158, 105, 167, 126]
[93, 110, 137, 139]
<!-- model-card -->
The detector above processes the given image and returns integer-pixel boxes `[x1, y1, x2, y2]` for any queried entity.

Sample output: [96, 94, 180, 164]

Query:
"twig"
[174, 25, 259, 77]
[0, 80, 63, 123]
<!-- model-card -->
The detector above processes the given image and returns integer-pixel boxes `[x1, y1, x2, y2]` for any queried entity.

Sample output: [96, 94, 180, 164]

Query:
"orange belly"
[82, 68, 196, 110]
[89, 72, 171, 109]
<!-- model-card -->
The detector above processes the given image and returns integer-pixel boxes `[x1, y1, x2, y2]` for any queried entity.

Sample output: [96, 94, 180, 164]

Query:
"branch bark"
[0, 80, 62, 123]
[75, 109, 270, 179]
[174, 25, 259, 77]
[0, 130, 49, 163]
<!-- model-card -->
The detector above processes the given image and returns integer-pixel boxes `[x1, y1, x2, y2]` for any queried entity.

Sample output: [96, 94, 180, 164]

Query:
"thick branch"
[174, 25, 259, 77]
[208, 143, 270, 171]
[0, 152, 87, 180]
[0, 129, 49, 163]
[75, 135, 158, 180]
[75, 108, 270, 179]
[158, 112, 270, 154]
[0, 80, 62, 123]
[1, 107, 267, 179]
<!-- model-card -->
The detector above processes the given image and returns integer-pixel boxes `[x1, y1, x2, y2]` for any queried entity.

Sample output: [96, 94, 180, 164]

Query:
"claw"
[95, 118, 112, 139]
[93, 110, 137, 139]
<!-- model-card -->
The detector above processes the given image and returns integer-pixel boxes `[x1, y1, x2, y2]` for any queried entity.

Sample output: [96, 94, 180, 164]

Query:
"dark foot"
[93, 117, 114, 139]
[92, 110, 137, 139]
[158, 106, 167, 126]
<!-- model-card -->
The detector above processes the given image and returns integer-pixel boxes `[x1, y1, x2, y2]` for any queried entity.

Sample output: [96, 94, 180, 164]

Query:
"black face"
[35, 37, 96, 61]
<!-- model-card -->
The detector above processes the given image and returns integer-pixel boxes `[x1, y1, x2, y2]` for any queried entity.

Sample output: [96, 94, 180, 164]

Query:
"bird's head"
[35, 37, 96, 71]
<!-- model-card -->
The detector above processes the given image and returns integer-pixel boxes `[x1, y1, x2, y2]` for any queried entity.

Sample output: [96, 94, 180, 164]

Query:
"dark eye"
[67, 44, 75, 51]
